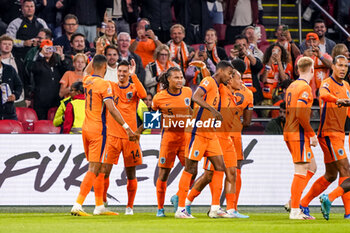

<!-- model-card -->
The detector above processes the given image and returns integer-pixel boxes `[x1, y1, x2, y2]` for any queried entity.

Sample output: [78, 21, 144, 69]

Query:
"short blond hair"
[0, 34, 14, 44]
[331, 43, 348, 59]
[73, 53, 87, 63]
[153, 44, 170, 61]
[170, 24, 185, 34]
[297, 57, 314, 73]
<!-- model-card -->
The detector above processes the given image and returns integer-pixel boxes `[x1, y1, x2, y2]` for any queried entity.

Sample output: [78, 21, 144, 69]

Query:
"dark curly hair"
[159, 67, 182, 90]
[263, 43, 289, 65]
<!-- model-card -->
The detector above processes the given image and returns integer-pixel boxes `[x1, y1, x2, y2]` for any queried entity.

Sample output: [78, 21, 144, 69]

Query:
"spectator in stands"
[104, 44, 120, 83]
[229, 34, 263, 104]
[6, 0, 48, 60]
[129, 18, 162, 68]
[65, 33, 93, 69]
[62, 81, 85, 134]
[0, 0, 23, 25]
[261, 43, 293, 103]
[174, 0, 213, 45]
[275, 24, 300, 64]
[144, 44, 179, 95]
[29, 39, 70, 120]
[0, 49, 23, 120]
[207, 1, 223, 24]
[54, 14, 90, 54]
[117, 32, 145, 84]
[59, 53, 86, 98]
[65, 0, 102, 43]
[185, 48, 216, 92]
[96, 19, 118, 47]
[0, 35, 25, 105]
[37, 0, 65, 38]
[143, 92, 153, 111]
[107, 0, 139, 34]
[264, 101, 285, 135]
[300, 19, 336, 55]
[166, 24, 194, 72]
[242, 25, 264, 61]
[295, 32, 332, 98]
[224, 0, 258, 45]
[53, 94, 71, 128]
[139, 0, 173, 43]
[204, 28, 227, 66]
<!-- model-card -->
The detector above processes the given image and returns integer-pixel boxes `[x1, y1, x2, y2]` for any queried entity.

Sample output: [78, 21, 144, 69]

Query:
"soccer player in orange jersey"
[300, 55, 350, 219]
[185, 69, 244, 218]
[151, 67, 193, 217]
[101, 59, 147, 215]
[173, 60, 234, 218]
[71, 55, 137, 216]
[284, 57, 318, 220]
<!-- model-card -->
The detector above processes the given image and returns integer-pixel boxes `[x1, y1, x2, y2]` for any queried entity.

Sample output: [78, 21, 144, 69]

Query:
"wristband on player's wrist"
[122, 123, 129, 129]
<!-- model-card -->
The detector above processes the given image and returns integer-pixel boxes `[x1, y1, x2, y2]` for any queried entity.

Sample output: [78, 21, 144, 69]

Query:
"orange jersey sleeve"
[82, 75, 113, 134]
[217, 84, 237, 139]
[318, 76, 350, 138]
[152, 87, 192, 145]
[284, 79, 315, 141]
[106, 81, 141, 138]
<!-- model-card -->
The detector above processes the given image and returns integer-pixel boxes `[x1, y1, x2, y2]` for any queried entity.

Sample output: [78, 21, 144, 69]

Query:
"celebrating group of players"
[69, 47, 350, 221]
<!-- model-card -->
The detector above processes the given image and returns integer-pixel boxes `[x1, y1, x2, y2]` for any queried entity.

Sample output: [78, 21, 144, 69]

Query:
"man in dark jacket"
[174, 0, 215, 45]
[6, 0, 48, 60]
[264, 101, 286, 135]
[0, 55, 23, 120]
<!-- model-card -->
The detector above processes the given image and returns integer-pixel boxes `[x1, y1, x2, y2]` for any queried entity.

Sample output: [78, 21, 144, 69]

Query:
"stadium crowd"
[0, 0, 349, 134]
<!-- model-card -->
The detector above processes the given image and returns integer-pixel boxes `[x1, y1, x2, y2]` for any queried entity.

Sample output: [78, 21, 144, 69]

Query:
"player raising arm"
[283, 57, 318, 220]
[70, 55, 136, 216]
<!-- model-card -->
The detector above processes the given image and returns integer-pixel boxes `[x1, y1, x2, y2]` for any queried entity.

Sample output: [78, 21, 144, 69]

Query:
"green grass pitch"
[0, 206, 347, 233]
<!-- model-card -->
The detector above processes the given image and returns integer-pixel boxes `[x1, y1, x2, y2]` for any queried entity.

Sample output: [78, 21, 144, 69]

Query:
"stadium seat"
[224, 44, 234, 57]
[0, 120, 24, 134]
[16, 107, 38, 123]
[47, 107, 58, 121]
[32, 120, 60, 134]
[213, 24, 226, 43]
[190, 43, 205, 51]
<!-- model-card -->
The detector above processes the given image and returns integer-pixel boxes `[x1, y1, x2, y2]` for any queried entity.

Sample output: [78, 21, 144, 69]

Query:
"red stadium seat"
[0, 120, 24, 134]
[224, 44, 234, 57]
[33, 120, 60, 134]
[213, 24, 226, 43]
[47, 107, 58, 121]
[16, 107, 38, 123]
[190, 43, 205, 51]
[242, 123, 265, 135]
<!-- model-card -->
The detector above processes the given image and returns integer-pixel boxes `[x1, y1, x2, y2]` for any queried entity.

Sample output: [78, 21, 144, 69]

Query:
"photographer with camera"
[28, 39, 70, 119]
[129, 18, 162, 68]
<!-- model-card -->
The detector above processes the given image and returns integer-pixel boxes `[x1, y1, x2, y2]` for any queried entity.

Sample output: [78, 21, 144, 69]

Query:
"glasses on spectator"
[118, 39, 130, 42]
[159, 53, 169, 57]
[65, 23, 77, 26]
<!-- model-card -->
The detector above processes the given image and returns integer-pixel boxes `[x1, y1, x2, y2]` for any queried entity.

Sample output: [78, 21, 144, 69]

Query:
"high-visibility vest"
[70, 99, 85, 134]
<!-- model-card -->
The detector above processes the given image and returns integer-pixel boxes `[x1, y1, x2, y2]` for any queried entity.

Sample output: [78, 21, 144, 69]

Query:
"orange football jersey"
[229, 85, 254, 138]
[107, 76, 147, 138]
[82, 75, 113, 134]
[284, 79, 315, 141]
[217, 84, 237, 139]
[318, 76, 350, 138]
[152, 87, 192, 145]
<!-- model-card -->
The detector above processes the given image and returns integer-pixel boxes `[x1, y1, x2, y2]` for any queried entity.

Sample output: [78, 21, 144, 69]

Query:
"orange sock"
[291, 174, 307, 208]
[300, 176, 331, 207]
[93, 173, 105, 206]
[226, 193, 235, 210]
[234, 169, 242, 210]
[103, 177, 109, 203]
[76, 171, 96, 205]
[306, 170, 315, 184]
[178, 170, 193, 208]
[329, 186, 345, 202]
[127, 178, 137, 208]
[187, 188, 201, 202]
[339, 177, 350, 215]
[156, 179, 167, 209]
[209, 171, 224, 205]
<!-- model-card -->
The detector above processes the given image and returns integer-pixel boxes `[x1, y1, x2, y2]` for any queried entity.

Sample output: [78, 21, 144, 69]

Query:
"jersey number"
[131, 150, 140, 161]
[84, 88, 93, 110]
[286, 92, 292, 107]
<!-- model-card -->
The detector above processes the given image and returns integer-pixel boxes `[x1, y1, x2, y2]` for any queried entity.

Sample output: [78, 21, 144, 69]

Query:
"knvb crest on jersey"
[143, 110, 161, 129]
